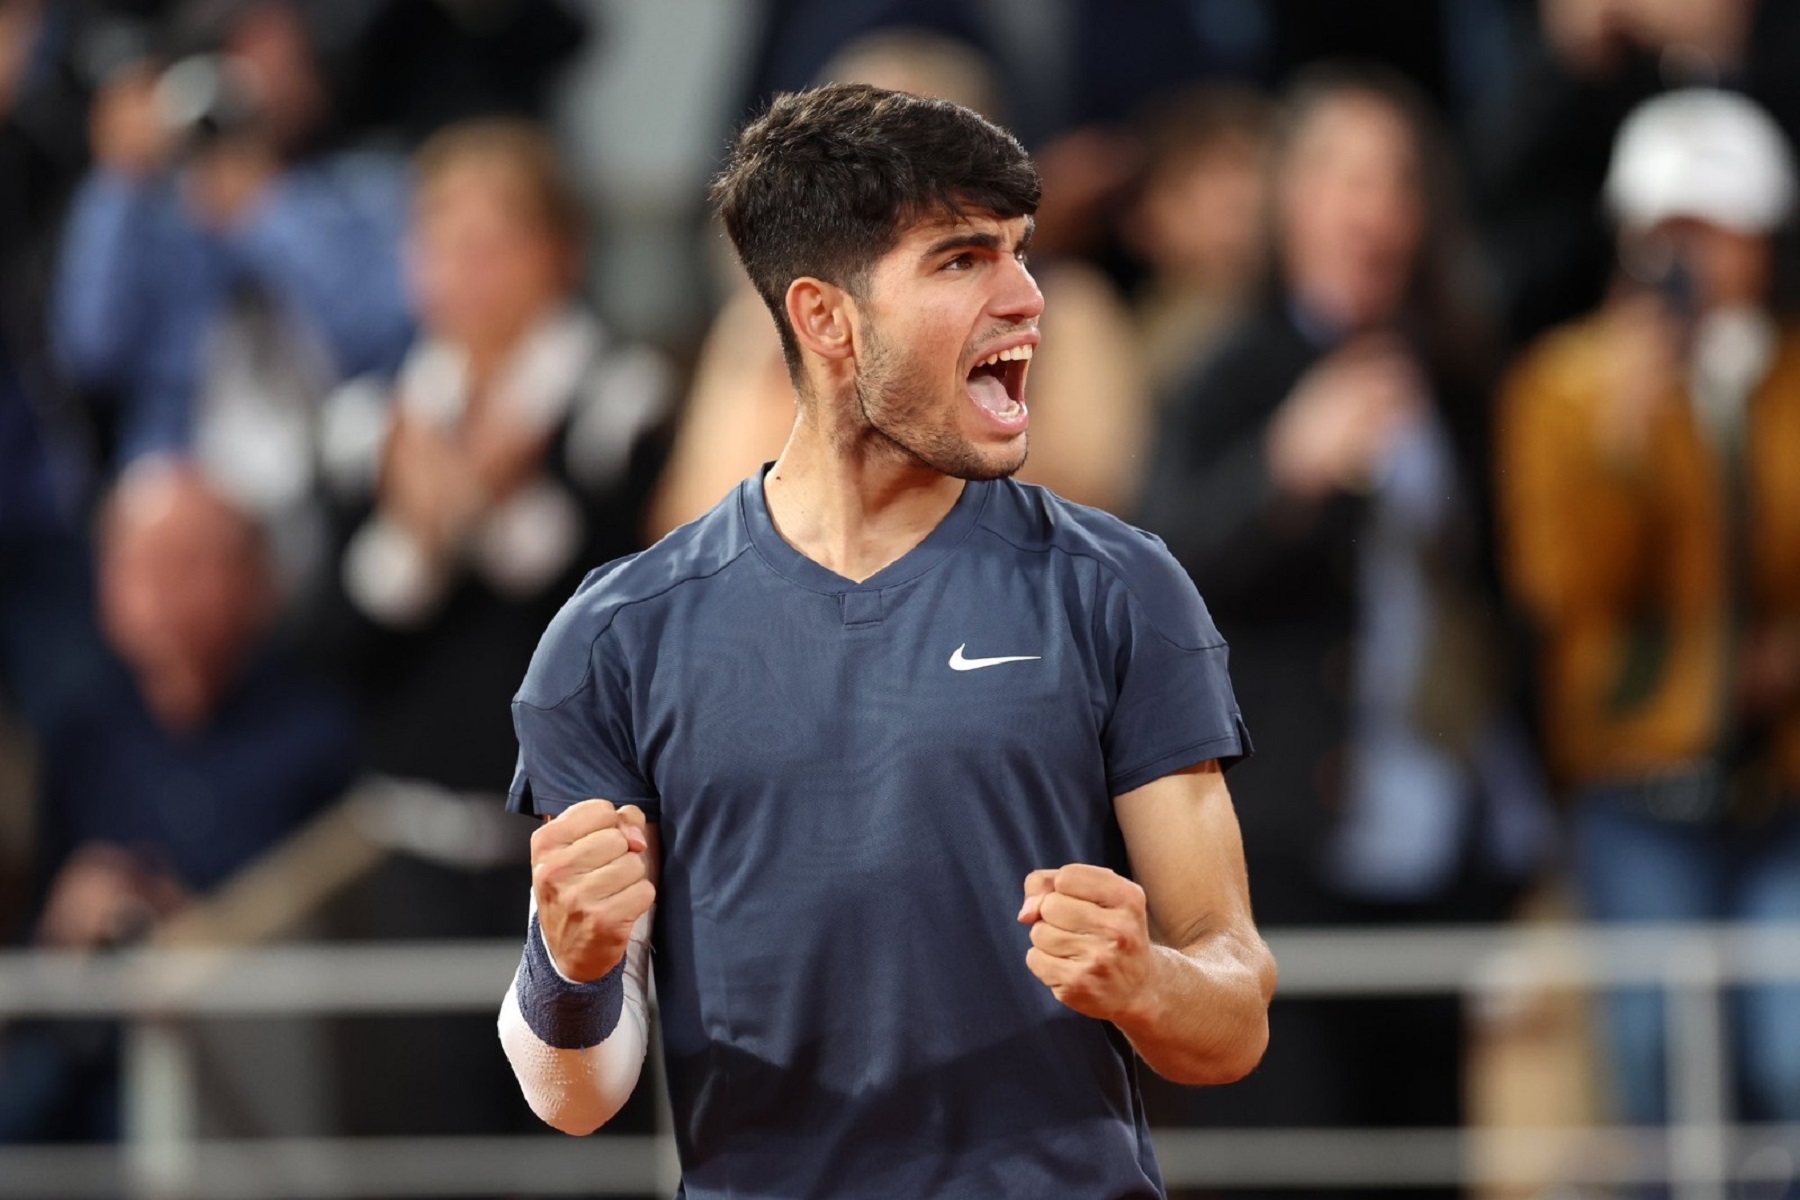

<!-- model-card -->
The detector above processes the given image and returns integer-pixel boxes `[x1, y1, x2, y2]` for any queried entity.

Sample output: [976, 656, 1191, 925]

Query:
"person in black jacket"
[1136, 63, 1549, 1198]
[303, 119, 672, 1147]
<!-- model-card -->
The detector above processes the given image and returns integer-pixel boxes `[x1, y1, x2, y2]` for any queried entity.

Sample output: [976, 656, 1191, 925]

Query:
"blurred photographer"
[1498, 89, 1800, 1124]
[52, 0, 411, 477]
[1476, 0, 1800, 345]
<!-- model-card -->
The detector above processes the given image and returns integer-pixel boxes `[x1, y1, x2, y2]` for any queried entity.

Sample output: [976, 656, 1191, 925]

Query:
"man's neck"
[762, 408, 966, 584]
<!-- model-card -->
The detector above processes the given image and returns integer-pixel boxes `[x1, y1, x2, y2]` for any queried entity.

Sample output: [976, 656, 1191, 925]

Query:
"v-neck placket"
[738, 467, 991, 627]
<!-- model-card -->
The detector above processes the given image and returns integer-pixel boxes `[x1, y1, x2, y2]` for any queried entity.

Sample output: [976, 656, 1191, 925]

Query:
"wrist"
[1108, 946, 1175, 1036]
[539, 923, 624, 986]
[1264, 429, 1335, 503]
[515, 914, 626, 1050]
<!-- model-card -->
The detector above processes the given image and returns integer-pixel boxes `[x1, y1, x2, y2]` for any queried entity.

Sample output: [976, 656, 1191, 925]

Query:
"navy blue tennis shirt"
[508, 469, 1251, 1199]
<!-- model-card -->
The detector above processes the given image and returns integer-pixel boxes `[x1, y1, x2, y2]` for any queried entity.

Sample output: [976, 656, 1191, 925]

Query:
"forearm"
[498, 896, 653, 1135]
[53, 172, 152, 385]
[1114, 930, 1276, 1087]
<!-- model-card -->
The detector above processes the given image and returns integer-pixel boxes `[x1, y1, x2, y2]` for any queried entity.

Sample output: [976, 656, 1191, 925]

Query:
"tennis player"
[499, 83, 1275, 1199]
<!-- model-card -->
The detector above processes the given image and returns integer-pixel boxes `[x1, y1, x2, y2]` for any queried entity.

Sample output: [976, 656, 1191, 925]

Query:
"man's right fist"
[530, 799, 656, 983]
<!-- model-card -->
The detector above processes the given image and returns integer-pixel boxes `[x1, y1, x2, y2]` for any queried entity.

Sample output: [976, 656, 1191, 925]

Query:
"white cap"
[1605, 88, 1797, 234]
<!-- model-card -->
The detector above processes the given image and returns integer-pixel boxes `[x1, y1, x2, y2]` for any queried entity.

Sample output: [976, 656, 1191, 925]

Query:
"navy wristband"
[516, 914, 626, 1050]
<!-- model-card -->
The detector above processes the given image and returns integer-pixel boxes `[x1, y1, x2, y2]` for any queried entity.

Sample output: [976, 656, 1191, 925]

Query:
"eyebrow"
[922, 218, 1035, 260]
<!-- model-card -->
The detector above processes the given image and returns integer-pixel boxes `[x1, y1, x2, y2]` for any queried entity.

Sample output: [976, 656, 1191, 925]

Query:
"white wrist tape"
[498, 891, 652, 1135]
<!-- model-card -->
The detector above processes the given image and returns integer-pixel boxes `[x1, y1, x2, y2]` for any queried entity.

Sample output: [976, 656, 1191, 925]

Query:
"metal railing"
[5, 922, 1800, 1198]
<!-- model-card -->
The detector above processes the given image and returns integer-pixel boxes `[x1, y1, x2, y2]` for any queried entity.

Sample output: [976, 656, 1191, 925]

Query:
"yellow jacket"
[1497, 312, 1800, 792]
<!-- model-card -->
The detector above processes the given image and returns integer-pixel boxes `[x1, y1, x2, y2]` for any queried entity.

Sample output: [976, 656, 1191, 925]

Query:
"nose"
[994, 255, 1045, 324]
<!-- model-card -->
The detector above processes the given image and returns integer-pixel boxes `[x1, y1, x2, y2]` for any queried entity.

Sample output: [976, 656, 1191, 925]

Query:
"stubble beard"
[851, 323, 1027, 482]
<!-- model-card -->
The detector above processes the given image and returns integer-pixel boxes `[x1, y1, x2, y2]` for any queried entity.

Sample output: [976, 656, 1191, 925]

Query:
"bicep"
[1113, 761, 1254, 948]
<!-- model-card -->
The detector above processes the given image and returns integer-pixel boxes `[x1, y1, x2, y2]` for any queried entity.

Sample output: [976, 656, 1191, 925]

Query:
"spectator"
[1, 0, 89, 349]
[1121, 83, 1276, 405]
[315, 117, 672, 794]
[742, 0, 1266, 150]
[51, 0, 412, 473]
[0, 460, 354, 1143]
[50, 459, 355, 902]
[1135, 62, 1548, 1178]
[0, 354, 103, 742]
[1497, 89, 1800, 1125]
[0, 1, 115, 943]
[301, 120, 670, 1148]
[341, 0, 593, 145]
[0, 0, 109, 741]
[1474, 0, 1800, 345]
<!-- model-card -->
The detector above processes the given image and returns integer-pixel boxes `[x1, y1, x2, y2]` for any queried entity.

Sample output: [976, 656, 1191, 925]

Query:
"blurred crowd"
[4, 0, 1800, 1191]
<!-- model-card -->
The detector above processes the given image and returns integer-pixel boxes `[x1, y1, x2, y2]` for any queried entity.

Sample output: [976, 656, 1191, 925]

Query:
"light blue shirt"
[52, 154, 414, 466]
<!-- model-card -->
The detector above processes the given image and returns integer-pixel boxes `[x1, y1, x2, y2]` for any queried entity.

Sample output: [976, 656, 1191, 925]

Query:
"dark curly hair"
[711, 83, 1040, 376]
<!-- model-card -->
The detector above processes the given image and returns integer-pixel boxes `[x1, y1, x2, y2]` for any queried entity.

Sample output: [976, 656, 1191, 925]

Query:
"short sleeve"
[508, 620, 659, 821]
[1099, 544, 1253, 797]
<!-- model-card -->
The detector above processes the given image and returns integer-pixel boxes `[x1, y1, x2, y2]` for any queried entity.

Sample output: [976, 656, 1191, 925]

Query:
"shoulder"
[1767, 321, 1800, 390]
[516, 483, 755, 707]
[240, 664, 360, 793]
[43, 661, 150, 767]
[263, 152, 409, 233]
[1164, 307, 1316, 427]
[1501, 313, 1608, 404]
[1495, 314, 1612, 454]
[301, 149, 410, 197]
[1205, 305, 1312, 370]
[565, 320, 678, 484]
[976, 480, 1221, 650]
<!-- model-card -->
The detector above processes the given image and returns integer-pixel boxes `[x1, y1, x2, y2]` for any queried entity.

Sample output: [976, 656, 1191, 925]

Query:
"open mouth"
[966, 343, 1032, 426]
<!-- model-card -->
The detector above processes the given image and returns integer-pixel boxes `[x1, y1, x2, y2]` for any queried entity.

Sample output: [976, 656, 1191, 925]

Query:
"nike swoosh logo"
[949, 644, 1042, 671]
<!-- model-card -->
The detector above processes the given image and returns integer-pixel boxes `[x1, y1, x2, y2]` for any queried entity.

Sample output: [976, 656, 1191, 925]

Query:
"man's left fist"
[1017, 863, 1153, 1022]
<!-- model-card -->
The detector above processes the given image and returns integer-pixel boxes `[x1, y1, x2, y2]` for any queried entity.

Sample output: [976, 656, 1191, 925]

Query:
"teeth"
[977, 345, 1034, 368]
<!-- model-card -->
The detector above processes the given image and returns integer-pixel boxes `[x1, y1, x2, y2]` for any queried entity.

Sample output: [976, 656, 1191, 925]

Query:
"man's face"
[99, 471, 270, 729]
[1627, 217, 1771, 316]
[849, 210, 1043, 480]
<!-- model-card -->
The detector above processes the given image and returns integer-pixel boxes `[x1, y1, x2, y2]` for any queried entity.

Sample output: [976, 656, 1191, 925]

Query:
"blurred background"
[6, 0, 1800, 1197]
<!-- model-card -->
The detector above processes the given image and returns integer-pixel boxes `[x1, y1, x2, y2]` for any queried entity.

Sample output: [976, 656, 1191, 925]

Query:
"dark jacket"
[1135, 302, 1525, 925]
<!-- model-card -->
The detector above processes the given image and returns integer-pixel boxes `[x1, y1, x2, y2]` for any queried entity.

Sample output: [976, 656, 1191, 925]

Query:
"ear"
[784, 277, 857, 364]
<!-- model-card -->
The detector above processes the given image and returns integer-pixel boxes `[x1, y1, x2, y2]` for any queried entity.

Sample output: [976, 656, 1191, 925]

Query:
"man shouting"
[499, 83, 1275, 1199]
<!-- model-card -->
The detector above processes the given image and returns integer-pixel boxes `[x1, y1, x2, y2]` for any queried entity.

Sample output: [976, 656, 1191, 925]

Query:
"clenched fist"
[531, 800, 655, 983]
[1018, 864, 1154, 1023]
